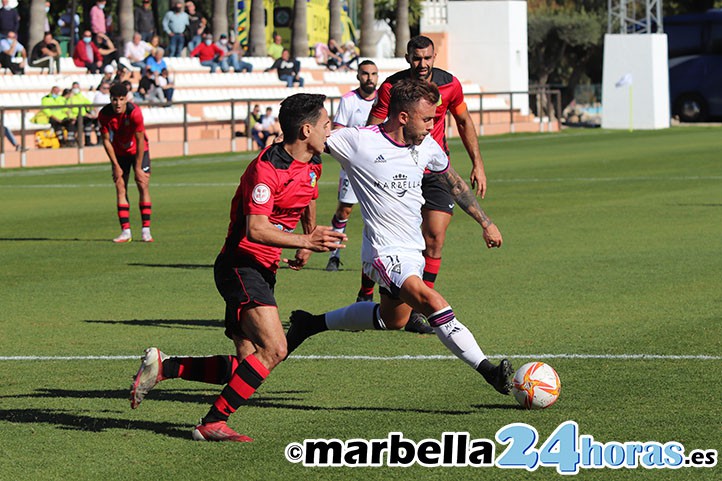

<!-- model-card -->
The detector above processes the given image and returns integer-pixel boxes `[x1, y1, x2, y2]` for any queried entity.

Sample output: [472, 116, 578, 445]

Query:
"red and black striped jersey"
[98, 102, 150, 157]
[369, 67, 465, 156]
[221, 143, 323, 272]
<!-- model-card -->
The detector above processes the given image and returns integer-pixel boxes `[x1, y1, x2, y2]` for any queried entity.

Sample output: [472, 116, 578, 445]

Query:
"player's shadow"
[0, 237, 109, 242]
[128, 262, 212, 269]
[471, 403, 526, 411]
[84, 318, 222, 329]
[0, 408, 190, 440]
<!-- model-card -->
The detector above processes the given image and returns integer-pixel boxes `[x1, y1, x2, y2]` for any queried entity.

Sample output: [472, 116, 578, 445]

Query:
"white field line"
[0, 353, 719, 362]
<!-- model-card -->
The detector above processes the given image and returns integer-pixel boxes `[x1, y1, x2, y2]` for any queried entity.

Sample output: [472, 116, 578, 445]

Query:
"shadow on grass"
[0, 408, 191, 440]
[128, 263, 212, 269]
[84, 319, 222, 329]
[0, 237, 109, 242]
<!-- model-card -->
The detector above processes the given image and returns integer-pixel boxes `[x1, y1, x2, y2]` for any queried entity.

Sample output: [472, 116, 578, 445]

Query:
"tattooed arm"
[438, 166, 503, 248]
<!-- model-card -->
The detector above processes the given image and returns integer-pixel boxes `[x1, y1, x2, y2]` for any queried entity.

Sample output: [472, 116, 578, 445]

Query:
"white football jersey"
[333, 89, 376, 128]
[326, 125, 449, 262]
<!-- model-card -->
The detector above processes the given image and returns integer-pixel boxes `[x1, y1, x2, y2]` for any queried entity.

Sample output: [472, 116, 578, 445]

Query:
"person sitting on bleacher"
[145, 47, 167, 75]
[36, 86, 75, 147]
[30, 31, 61, 74]
[252, 106, 281, 148]
[217, 33, 252, 73]
[112, 64, 133, 85]
[87, 82, 111, 143]
[95, 32, 119, 70]
[190, 33, 227, 73]
[264, 48, 304, 88]
[267, 33, 283, 60]
[125, 32, 152, 75]
[73, 30, 103, 73]
[0, 31, 26, 75]
[137, 68, 166, 104]
[67, 82, 96, 146]
[156, 68, 175, 103]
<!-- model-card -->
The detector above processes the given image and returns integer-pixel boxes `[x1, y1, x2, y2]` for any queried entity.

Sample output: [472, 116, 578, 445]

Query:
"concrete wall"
[601, 34, 670, 130]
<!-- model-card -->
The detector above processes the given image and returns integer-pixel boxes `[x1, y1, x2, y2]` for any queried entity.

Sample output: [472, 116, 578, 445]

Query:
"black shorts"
[422, 172, 454, 214]
[118, 151, 151, 175]
[214, 254, 277, 340]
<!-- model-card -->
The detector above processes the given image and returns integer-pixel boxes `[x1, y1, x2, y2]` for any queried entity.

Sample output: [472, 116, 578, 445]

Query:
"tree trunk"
[118, 0, 134, 46]
[329, 0, 342, 44]
[395, 0, 410, 57]
[248, 0, 266, 56]
[213, 0, 229, 39]
[359, 0, 375, 57]
[28, 0, 46, 52]
[291, 0, 308, 58]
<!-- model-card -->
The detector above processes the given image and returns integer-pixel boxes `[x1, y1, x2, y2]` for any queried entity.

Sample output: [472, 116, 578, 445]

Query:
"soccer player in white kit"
[287, 79, 513, 395]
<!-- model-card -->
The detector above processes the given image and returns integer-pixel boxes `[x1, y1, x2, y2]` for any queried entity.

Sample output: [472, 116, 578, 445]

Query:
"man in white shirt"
[124, 32, 152, 75]
[0, 30, 25, 74]
[287, 79, 513, 397]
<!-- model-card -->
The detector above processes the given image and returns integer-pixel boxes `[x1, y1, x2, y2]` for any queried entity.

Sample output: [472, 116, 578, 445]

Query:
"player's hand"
[470, 166, 487, 199]
[111, 165, 123, 182]
[283, 248, 312, 270]
[482, 223, 502, 249]
[306, 226, 346, 252]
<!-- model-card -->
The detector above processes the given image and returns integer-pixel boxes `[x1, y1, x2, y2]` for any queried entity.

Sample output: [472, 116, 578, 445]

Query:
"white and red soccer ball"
[512, 362, 561, 409]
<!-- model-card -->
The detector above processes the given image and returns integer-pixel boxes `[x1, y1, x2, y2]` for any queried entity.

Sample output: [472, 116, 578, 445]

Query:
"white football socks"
[325, 301, 380, 331]
[430, 307, 486, 369]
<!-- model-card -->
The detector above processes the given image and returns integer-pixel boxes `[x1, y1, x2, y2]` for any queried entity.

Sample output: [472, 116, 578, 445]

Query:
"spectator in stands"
[252, 106, 281, 148]
[146, 47, 167, 75]
[122, 80, 135, 103]
[265, 49, 304, 88]
[113, 64, 132, 85]
[39, 86, 75, 147]
[125, 32, 152, 75]
[73, 30, 103, 73]
[90, 1, 108, 36]
[190, 33, 227, 73]
[0, 30, 26, 75]
[246, 104, 262, 142]
[95, 32, 119, 70]
[87, 82, 111, 144]
[341, 41, 359, 70]
[58, 6, 80, 43]
[96, 64, 115, 89]
[218, 34, 252, 73]
[147, 34, 163, 58]
[67, 81, 96, 146]
[0, 0, 19, 40]
[267, 33, 283, 60]
[137, 68, 166, 104]
[156, 68, 175, 103]
[30, 31, 61, 74]
[185, 2, 206, 54]
[314, 41, 340, 70]
[135, 0, 156, 42]
[162, 2, 189, 58]
[3, 125, 23, 151]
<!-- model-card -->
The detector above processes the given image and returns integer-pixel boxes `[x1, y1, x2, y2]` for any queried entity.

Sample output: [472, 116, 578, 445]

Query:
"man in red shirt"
[368, 35, 492, 326]
[190, 33, 227, 73]
[129, 94, 347, 442]
[72, 30, 103, 73]
[98, 83, 153, 243]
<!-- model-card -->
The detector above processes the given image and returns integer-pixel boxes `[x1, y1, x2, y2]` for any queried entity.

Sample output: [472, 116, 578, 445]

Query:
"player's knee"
[264, 341, 287, 368]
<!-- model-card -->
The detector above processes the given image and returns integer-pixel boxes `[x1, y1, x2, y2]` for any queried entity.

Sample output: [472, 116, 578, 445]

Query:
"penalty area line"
[0, 353, 719, 361]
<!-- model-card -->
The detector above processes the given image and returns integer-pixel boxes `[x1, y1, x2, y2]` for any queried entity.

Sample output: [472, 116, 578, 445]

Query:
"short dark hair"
[109, 82, 128, 98]
[388, 79, 440, 118]
[279, 94, 326, 143]
[407, 35, 434, 54]
[358, 59, 376, 69]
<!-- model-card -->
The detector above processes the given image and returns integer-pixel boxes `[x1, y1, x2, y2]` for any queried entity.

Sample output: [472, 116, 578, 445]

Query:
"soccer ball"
[512, 362, 561, 409]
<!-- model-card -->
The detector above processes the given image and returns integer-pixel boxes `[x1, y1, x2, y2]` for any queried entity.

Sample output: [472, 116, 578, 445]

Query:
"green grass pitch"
[0, 127, 720, 480]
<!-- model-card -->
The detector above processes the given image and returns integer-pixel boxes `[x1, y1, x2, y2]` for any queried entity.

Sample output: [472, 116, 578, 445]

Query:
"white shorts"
[362, 249, 424, 299]
[337, 168, 358, 205]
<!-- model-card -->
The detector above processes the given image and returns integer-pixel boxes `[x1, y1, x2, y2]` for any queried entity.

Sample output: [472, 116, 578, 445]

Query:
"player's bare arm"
[101, 131, 122, 179]
[134, 131, 147, 179]
[284, 201, 318, 270]
[246, 214, 346, 252]
[439, 166, 502, 248]
[452, 106, 487, 198]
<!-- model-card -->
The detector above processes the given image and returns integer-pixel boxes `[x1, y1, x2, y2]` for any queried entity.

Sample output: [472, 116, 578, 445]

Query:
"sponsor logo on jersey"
[309, 172, 317, 188]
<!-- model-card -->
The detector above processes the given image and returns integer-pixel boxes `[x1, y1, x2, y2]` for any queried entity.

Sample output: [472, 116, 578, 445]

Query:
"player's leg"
[326, 168, 356, 271]
[134, 152, 153, 242]
[398, 276, 512, 395]
[421, 208, 452, 286]
[193, 305, 285, 442]
[113, 158, 133, 243]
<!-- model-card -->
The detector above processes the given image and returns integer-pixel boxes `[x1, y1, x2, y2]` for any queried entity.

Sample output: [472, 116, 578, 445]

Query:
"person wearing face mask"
[162, 2, 189, 57]
[0, 0, 19, 41]
[67, 82, 96, 146]
[0, 30, 25, 74]
[90, 1, 107, 36]
[134, 0, 156, 42]
[217, 33, 252, 73]
[72, 30, 103, 73]
[190, 33, 227, 73]
[37, 86, 75, 146]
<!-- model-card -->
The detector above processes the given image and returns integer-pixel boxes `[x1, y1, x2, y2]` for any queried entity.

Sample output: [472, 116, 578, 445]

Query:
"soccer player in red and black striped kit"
[98, 82, 153, 243]
[129, 94, 347, 442]
[368, 36, 494, 325]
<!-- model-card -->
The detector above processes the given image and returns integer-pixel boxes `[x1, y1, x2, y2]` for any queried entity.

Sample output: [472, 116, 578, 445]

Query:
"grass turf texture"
[0, 127, 720, 480]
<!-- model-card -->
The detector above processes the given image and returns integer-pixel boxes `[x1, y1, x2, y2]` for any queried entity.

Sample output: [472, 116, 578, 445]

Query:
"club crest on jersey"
[309, 172, 317, 187]
[409, 147, 419, 165]
[252, 183, 271, 204]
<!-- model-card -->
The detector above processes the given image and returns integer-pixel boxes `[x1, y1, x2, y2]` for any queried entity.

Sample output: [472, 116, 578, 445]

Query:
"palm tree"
[248, 0, 266, 56]
[118, 0, 134, 46]
[212, 0, 229, 39]
[359, 0, 375, 57]
[28, 0, 46, 52]
[395, 0, 410, 57]
[329, 0, 342, 43]
[291, 0, 308, 58]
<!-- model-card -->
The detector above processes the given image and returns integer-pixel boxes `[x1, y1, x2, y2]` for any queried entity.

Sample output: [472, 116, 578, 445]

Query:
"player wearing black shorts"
[128, 94, 346, 442]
